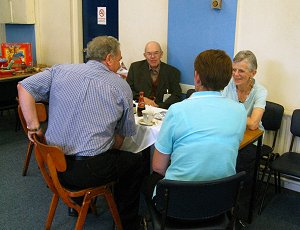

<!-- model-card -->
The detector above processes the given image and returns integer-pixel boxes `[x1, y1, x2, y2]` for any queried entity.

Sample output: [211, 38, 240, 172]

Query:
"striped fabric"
[21, 60, 136, 156]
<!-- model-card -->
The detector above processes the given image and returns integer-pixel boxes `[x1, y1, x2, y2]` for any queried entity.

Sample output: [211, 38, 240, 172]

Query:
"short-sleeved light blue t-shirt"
[222, 78, 267, 130]
[154, 91, 247, 183]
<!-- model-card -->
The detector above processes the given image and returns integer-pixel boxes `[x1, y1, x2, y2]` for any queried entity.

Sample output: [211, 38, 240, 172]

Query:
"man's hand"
[27, 128, 43, 143]
[113, 134, 125, 149]
[144, 97, 158, 107]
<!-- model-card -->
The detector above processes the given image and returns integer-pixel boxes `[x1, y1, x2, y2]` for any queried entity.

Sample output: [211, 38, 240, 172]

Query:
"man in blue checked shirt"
[18, 36, 144, 230]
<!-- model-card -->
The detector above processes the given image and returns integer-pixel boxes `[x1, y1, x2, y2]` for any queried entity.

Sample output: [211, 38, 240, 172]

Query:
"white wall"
[235, 0, 300, 113]
[34, 0, 82, 66]
[34, 0, 167, 69]
[119, 0, 168, 68]
[33, 1, 300, 114]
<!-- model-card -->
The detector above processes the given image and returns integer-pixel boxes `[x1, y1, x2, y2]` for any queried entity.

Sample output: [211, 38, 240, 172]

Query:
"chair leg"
[258, 169, 273, 215]
[256, 156, 270, 199]
[260, 154, 272, 182]
[273, 171, 278, 193]
[75, 201, 90, 230]
[46, 194, 59, 230]
[277, 173, 281, 193]
[104, 191, 123, 230]
[14, 107, 21, 132]
[22, 142, 34, 176]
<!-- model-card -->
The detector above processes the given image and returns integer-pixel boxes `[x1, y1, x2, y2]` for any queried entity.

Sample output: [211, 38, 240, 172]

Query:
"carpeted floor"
[0, 110, 113, 230]
[0, 109, 300, 230]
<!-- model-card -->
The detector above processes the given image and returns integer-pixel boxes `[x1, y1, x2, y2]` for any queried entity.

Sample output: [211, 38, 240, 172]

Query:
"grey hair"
[86, 36, 120, 61]
[233, 50, 257, 71]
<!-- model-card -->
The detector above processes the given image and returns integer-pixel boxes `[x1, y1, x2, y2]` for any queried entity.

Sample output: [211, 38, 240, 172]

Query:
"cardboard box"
[1, 43, 33, 67]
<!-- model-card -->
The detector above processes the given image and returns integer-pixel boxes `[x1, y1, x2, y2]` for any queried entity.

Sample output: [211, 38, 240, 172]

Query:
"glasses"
[145, 51, 161, 57]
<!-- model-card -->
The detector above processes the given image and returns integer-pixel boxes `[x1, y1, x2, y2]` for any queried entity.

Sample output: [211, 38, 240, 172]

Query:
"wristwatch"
[27, 125, 41, 132]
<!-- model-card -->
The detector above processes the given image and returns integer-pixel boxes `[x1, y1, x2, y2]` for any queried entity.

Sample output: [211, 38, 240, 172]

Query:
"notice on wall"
[97, 7, 106, 25]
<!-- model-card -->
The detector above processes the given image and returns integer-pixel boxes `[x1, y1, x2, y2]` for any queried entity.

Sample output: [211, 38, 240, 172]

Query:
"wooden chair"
[186, 88, 195, 98]
[18, 102, 48, 176]
[33, 134, 123, 230]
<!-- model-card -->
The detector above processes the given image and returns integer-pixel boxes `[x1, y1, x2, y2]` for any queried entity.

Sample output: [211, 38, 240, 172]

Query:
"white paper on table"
[117, 67, 128, 76]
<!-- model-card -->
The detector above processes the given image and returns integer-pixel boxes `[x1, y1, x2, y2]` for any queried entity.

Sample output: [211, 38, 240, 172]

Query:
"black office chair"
[259, 109, 300, 215]
[146, 171, 246, 230]
[186, 89, 195, 99]
[258, 101, 284, 186]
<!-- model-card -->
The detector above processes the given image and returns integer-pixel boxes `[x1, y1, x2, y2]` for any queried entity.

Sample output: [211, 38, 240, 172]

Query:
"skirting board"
[260, 171, 300, 192]
[281, 177, 300, 192]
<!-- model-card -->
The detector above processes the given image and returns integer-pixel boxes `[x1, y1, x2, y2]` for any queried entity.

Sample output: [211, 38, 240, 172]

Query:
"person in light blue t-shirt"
[222, 50, 268, 222]
[142, 49, 247, 203]
[222, 50, 267, 130]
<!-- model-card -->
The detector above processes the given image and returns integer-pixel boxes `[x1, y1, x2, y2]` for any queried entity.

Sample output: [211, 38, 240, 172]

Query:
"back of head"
[194, 49, 232, 91]
[233, 50, 257, 72]
[86, 36, 120, 62]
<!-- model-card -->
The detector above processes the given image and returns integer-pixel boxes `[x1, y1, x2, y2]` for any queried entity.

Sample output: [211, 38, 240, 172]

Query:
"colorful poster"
[1, 43, 33, 67]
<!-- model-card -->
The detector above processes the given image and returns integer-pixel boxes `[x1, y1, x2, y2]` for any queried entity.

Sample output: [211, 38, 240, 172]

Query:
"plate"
[154, 111, 166, 120]
[139, 119, 156, 126]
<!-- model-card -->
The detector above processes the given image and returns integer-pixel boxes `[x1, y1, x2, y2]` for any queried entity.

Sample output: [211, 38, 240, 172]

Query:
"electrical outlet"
[212, 0, 222, 9]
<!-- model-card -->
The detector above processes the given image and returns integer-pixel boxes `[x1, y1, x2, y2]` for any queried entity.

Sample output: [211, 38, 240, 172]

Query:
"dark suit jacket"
[126, 60, 181, 109]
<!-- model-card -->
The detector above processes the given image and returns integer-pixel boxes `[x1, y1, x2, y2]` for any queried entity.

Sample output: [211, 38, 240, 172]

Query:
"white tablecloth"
[121, 106, 166, 153]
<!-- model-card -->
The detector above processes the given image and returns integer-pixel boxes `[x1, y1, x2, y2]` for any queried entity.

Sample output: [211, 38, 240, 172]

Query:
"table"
[0, 73, 31, 81]
[239, 128, 264, 223]
[0, 74, 31, 107]
[0, 73, 32, 130]
[121, 105, 166, 176]
[0, 73, 31, 106]
[121, 105, 166, 153]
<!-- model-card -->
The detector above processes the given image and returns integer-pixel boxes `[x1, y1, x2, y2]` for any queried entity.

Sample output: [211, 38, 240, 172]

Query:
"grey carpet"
[0, 110, 113, 230]
[1, 109, 300, 230]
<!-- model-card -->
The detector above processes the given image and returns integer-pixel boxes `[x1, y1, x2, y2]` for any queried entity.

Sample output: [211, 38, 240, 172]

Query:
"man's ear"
[194, 71, 201, 86]
[104, 53, 113, 67]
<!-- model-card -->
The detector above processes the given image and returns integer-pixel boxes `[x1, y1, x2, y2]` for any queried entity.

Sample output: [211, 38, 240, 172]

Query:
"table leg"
[247, 135, 263, 223]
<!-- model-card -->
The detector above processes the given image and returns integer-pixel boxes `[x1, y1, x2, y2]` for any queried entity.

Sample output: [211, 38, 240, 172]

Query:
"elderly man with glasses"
[126, 41, 182, 109]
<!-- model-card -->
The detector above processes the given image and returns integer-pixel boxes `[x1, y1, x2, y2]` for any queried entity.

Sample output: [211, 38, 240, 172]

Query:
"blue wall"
[167, 0, 238, 85]
[5, 24, 36, 65]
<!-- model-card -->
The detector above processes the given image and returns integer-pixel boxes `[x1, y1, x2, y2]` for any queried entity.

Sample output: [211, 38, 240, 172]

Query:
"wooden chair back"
[18, 102, 48, 176]
[18, 102, 47, 133]
[33, 134, 123, 230]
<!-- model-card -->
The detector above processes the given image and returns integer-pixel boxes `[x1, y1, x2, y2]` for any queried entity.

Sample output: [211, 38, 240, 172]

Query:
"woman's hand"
[247, 108, 265, 130]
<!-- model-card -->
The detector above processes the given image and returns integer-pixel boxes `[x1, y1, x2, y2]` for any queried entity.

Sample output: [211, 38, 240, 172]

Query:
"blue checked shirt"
[20, 60, 136, 156]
